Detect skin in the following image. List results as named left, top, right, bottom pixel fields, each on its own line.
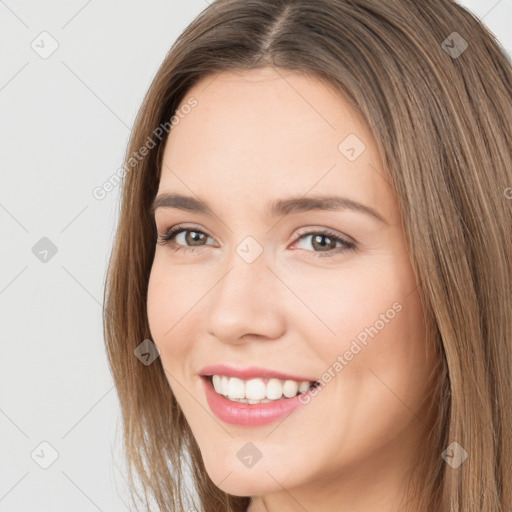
left=147, top=67, right=438, bottom=512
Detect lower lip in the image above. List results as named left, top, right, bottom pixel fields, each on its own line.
left=201, top=376, right=314, bottom=426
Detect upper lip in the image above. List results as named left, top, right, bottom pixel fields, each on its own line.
left=199, top=364, right=317, bottom=382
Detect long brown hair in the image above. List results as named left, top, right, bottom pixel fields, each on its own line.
left=103, top=1, right=512, bottom=510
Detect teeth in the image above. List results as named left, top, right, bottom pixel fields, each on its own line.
left=210, top=375, right=315, bottom=402
left=283, top=379, right=299, bottom=398
left=228, top=377, right=245, bottom=398
left=298, top=381, right=310, bottom=393
left=266, top=378, right=283, bottom=400
left=221, top=376, right=229, bottom=395
left=246, top=378, right=267, bottom=400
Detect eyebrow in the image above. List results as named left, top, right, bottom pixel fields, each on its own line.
left=150, top=193, right=388, bottom=224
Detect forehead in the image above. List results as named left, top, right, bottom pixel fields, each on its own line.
left=158, top=68, right=394, bottom=220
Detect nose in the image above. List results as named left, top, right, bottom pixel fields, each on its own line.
left=204, top=249, right=286, bottom=345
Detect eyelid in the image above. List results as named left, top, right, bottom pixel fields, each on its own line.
left=157, top=223, right=357, bottom=257
left=157, top=223, right=216, bottom=245
left=157, top=223, right=353, bottom=242
left=293, top=226, right=356, bottom=246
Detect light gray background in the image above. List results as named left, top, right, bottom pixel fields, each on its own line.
left=1, top=1, right=511, bottom=510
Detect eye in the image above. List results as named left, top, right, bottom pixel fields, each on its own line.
left=157, top=224, right=215, bottom=253
left=156, top=225, right=356, bottom=258
left=291, top=228, right=356, bottom=258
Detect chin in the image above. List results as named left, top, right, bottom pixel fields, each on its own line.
left=210, top=473, right=276, bottom=498
left=201, top=452, right=298, bottom=497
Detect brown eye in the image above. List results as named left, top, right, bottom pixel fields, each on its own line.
left=309, top=233, right=339, bottom=252
left=183, top=230, right=207, bottom=246
left=157, top=225, right=214, bottom=251
left=293, top=229, right=356, bottom=258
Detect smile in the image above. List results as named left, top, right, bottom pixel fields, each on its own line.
left=201, top=375, right=319, bottom=426
left=210, top=375, right=316, bottom=403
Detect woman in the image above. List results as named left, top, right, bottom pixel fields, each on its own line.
left=103, top=1, right=512, bottom=511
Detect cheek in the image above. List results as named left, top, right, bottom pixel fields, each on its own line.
left=146, top=259, right=169, bottom=343
left=291, top=257, right=429, bottom=401
left=287, top=261, right=408, bottom=352
left=146, top=256, right=197, bottom=362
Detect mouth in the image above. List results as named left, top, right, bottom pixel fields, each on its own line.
left=200, top=374, right=320, bottom=426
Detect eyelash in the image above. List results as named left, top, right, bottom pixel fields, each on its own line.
left=156, top=224, right=356, bottom=258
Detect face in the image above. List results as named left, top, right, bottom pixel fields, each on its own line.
left=147, top=67, right=436, bottom=509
